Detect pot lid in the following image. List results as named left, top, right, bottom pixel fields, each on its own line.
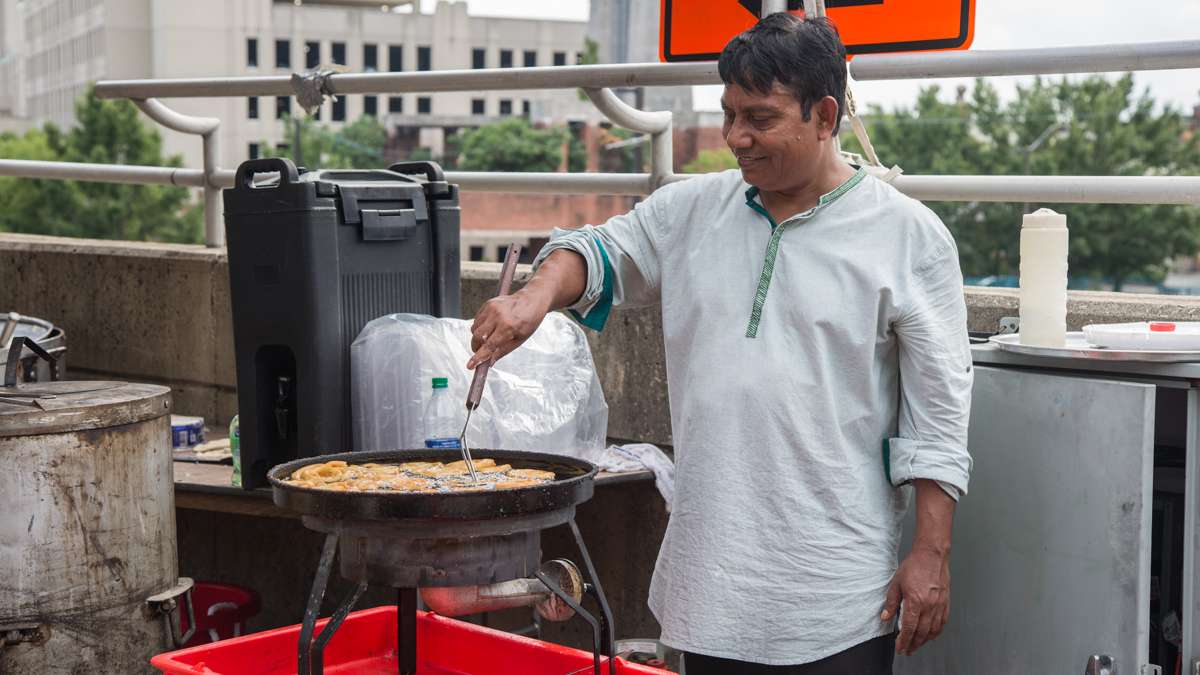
left=0, top=380, right=172, bottom=437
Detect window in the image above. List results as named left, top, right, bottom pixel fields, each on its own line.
left=248, top=142, right=260, bottom=160
left=470, top=98, right=485, bottom=115
left=417, top=97, right=431, bottom=114
left=313, top=106, right=321, bottom=121
left=388, top=96, right=403, bottom=113
left=364, top=95, right=378, bottom=116
left=499, top=99, right=512, bottom=115
left=521, top=99, right=530, bottom=117
left=305, top=40, right=319, bottom=69
left=248, top=96, right=259, bottom=119
left=364, top=43, right=378, bottom=71
left=499, top=49, right=513, bottom=68
left=471, top=48, right=485, bottom=69
left=576, top=52, right=584, bottom=64
left=276, top=142, right=290, bottom=154
left=523, top=50, right=536, bottom=67
left=417, top=46, right=431, bottom=71
left=553, top=51, right=566, bottom=66
left=469, top=246, right=485, bottom=262
left=496, top=246, right=509, bottom=261
left=276, top=96, right=291, bottom=118
left=331, top=41, right=346, bottom=66
left=275, top=39, right=290, bottom=69
left=388, top=45, right=403, bottom=72
left=247, top=38, right=258, bottom=67
left=332, top=96, right=345, bottom=121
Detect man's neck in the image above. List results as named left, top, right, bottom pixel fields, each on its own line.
left=758, top=159, right=857, bottom=224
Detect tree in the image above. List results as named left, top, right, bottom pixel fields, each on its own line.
left=263, top=114, right=387, bottom=169
left=682, top=148, right=738, bottom=174
left=0, top=87, right=201, bottom=243
left=453, top=118, right=567, bottom=173
left=842, top=75, right=1200, bottom=289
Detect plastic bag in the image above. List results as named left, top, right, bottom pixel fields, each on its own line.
left=351, top=313, right=608, bottom=455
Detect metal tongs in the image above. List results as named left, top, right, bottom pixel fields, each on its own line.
left=458, top=243, right=523, bottom=483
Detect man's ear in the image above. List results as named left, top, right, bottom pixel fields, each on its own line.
left=815, top=95, right=840, bottom=141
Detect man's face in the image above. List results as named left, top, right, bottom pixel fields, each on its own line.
left=721, top=82, right=830, bottom=193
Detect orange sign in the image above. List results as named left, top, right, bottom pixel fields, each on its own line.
left=660, top=0, right=975, bottom=62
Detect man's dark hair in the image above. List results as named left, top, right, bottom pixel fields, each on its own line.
left=718, top=14, right=847, bottom=135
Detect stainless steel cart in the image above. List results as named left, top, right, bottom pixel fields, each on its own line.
left=898, top=343, right=1200, bottom=675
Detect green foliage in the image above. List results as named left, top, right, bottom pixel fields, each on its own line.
left=453, top=118, right=566, bottom=173
left=841, top=75, right=1200, bottom=290
left=683, top=148, right=738, bottom=174
left=575, top=38, right=600, bottom=102
left=0, top=87, right=201, bottom=243
left=567, top=132, right=587, bottom=173
left=264, top=114, right=386, bottom=169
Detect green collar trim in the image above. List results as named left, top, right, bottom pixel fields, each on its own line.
left=743, top=168, right=867, bottom=338
left=743, top=167, right=867, bottom=226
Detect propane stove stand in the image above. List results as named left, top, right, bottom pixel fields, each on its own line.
left=296, top=517, right=615, bottom=675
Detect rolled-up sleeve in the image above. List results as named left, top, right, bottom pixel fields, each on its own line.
left=531, top=191, right=665, bottom=332
left=887, top=235, right=974, bottom=498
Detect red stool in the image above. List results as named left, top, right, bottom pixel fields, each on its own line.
left=180, top=582, right=262, bottom=647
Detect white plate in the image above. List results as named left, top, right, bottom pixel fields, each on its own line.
left=1082, top=321, right=1200, bottom=351
left=989, top=332, right=1200, bottom=362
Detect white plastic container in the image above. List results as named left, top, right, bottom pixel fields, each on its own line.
left=1083, top=322, right=1200, bottom=351
left=1019, top=209, right=1069, bottom=347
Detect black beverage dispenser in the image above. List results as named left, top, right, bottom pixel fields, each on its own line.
left=224, top=158, right=460, bottom=488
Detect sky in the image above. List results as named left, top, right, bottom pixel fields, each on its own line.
left=438, top=0, right=1200, bottom=114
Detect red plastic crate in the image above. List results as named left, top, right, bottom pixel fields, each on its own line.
left=151, top=606, right=670, bottom=675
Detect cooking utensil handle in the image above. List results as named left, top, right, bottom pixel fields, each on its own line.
left=466, top=243, right=523, bottom=409
left=4, top=337, right=57, bottom=387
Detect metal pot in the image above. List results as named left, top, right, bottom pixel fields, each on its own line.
left=0, top=339, right=188, bottom=674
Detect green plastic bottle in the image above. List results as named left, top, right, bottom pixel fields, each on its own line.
left=230, top=414, right=241, bottom=487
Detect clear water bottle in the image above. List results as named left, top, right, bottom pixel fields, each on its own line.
left=424, top=377, right=462, bottom=449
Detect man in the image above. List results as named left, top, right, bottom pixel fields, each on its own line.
left=467, top=14, right=972, bottom=674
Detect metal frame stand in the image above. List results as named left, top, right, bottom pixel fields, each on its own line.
left=296, top=518, right=616, bottom=675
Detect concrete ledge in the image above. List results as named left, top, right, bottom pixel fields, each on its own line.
left=0, top=234, right=237, bottom=425
left=6, top=233, right=1200, bottom=443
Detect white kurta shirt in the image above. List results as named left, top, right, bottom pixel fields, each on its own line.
left=533, top=167, right=973, bottom=665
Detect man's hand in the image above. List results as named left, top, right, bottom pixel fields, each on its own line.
left=466, top=249, right=588, bottom=370
left=467, top=290, right=553, bottom=369
left=882, top=478, right=956, bottom=656
left=881, top=544, right=950, bottom=656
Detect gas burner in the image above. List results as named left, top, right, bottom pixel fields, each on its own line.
left=269, top=449, right=616, bottom=675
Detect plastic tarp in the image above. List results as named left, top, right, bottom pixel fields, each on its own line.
left=352, top=313, right=608, bottom=456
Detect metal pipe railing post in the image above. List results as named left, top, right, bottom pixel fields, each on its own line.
left=201, top=128, right=222, bottom=248
left=133, top=99, right=224, bottom=247
left=582, top=88, right=675, bottom=191
left=649, top=127, right=674, bottom=191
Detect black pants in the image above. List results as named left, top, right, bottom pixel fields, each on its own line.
left=683, top=634, right=895, bottom=675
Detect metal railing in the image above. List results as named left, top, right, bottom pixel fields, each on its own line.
left=0, top=38, right=1197, bottom=247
